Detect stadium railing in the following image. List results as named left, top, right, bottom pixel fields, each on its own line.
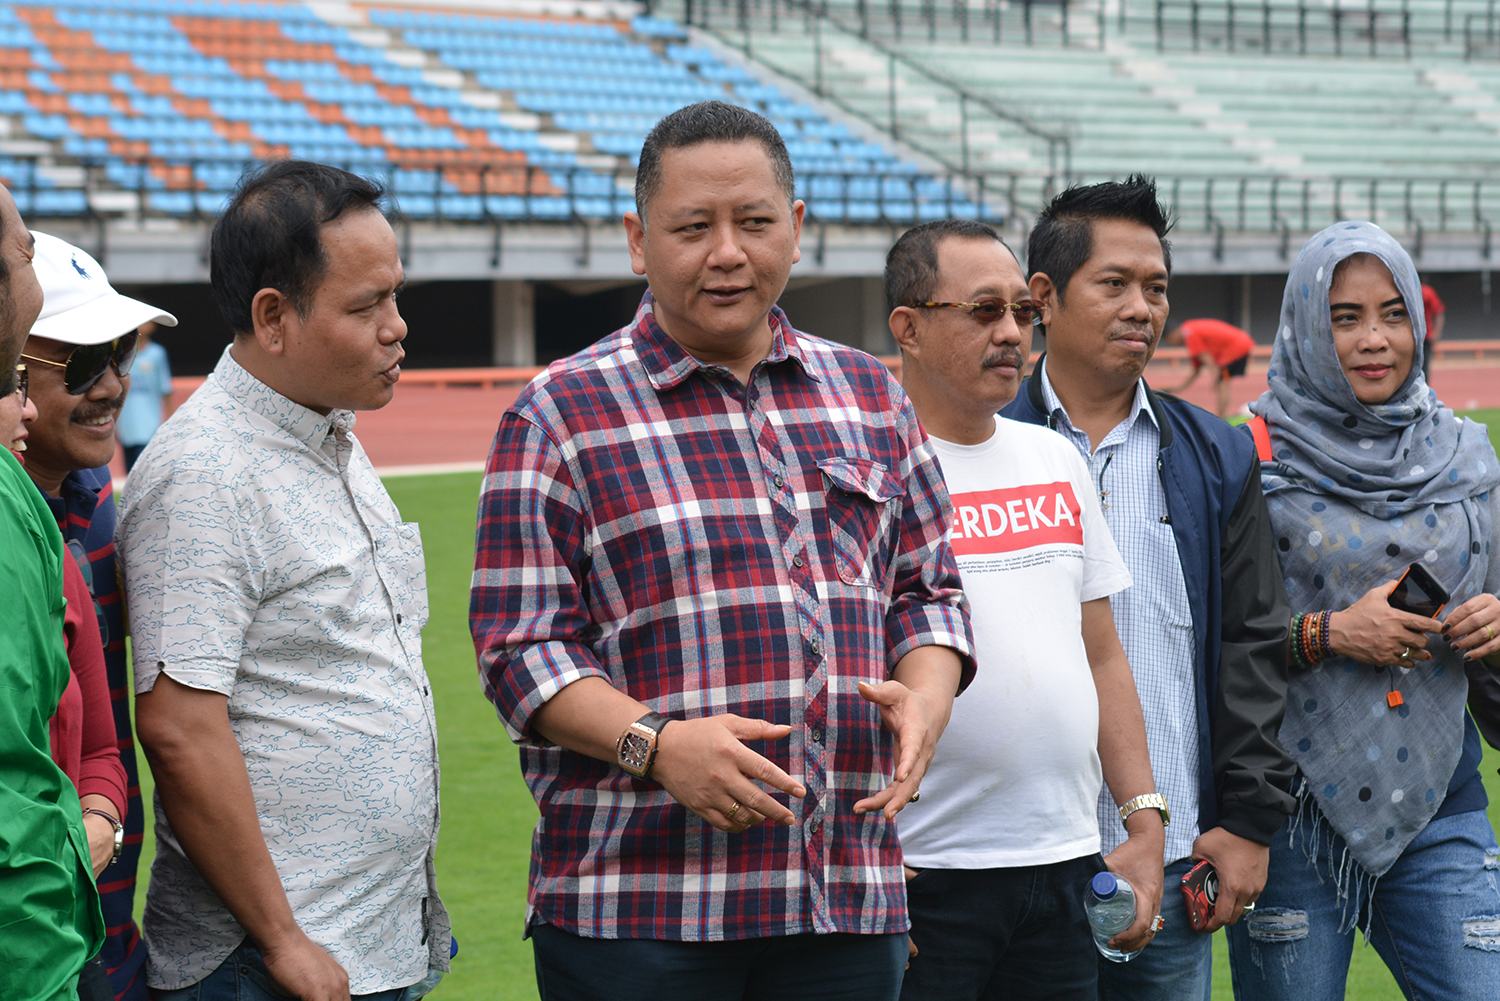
left=0, top=154, right=1002, bottom=227
left=658, top=0, right=1500, bottom=59
left=7, top=153, right=1500, bottom=243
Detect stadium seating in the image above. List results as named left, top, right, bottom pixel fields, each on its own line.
left=0, top=0, right=984, bottom=223
left=677, top=0, right=1500, bottom=232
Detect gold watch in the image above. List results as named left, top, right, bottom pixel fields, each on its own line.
left=1118, top=793, right=1170, bottom=829
left=616, top=711, right=671, bottom=779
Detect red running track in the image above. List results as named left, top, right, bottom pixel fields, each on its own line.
left=111, top=361, right=1500, bottom=477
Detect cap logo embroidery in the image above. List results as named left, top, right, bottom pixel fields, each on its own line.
left=70, top=255, right=90, bottom=279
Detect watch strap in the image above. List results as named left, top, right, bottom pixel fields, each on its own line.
left=633, top=711, right=671, bottom=737
left=1118, top=793, right=1170, bottom=829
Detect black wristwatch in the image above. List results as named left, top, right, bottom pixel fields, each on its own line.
left=616, top=711, right=672, bottom=779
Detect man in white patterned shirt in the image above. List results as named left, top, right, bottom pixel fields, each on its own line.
left=1002, top=176, right=1295, bottom=1000
left=117, top=161, right=446, bottom=1001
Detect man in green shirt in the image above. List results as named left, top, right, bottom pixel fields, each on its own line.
left=0, top=181, right=102, bottom=1000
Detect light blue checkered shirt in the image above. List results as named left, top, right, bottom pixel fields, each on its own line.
left=1039, top=361, right=1201, bottom=864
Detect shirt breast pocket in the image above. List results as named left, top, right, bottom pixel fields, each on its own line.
left=817, top=456, right=904, bottom=589
left=1134, top=519, right=1193, bottom=629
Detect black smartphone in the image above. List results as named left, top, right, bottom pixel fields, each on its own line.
left=1388, top=562, right=1451, bottom=619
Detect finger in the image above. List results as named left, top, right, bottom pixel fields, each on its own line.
left=725, top=782, right=788, bottom=827
left=722, top=717, right=795, bottom=743
left=1108, top=911, right=1157, bottom=952
left=892, top=724, right=922, bottom=784
left=733, top=744, right=807, bottom=803
left=855, top=774, right=919, bottom=818
left=856, top=679, right=904, bottom=706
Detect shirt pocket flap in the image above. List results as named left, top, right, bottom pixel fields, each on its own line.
left=817, top=456, right=904, bottom=504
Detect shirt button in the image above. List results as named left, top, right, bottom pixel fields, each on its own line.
left=812, top=820, right=822, bottom=834
left=793, top=555, right=804, bottom=568
left=396, top=613, right=403, bottom=624
left=809, top=639, right=821, bottom=657
left=774, top=474, right=784, bottom=488
left=810, top=727, right=824, bottom=743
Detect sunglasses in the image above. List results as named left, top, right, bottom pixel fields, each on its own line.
left=919, top=297, right=1043, bottom=327
left=20, top=330, right=139, bottom=395
left=6, top=364, right=26, bottom=405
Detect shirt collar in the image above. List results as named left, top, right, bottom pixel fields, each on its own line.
left=629, top=290, right=817, bottom=392
left=212, top=346, right=356, bottom=448
left=1038, top=355, right=1159, bottom=439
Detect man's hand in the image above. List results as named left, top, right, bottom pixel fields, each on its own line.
left=1190, top=826, right=1268, bottom=931
left=1328, top=579, right=1442, bottom=666
left=651, top=715, right=805, bottom=832
left=1101, top=814, right=1165, bottom=953
left=259, top=929, right=350, bottom=1001
left=854, top=647, right=962, bottom=819
left=853, top=679, right=942, bottom=819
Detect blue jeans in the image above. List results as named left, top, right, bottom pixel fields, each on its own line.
left=1096, top=858, right=1213, bottom=1001
left=1226, top=807, right=1500, bottom=1001
left=150, top=942, right=413, bottom=1001
left=900, top=853, right=1106, bottom=1001
left=531, top=922, right=907, bottom=1001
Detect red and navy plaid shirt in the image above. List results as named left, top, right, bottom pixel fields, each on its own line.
left=471, top=293, right=974, bottom=942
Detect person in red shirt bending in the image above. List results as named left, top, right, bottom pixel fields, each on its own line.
left=1164, top=318, right=1257, bottom=417
left=1421, top=283, right=1445, bottom=385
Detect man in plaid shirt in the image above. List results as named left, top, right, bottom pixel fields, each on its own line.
left=470, top=101, right=974, bottom=1001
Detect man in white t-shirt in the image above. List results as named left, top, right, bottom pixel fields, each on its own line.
left=885, top=220, right=1166, bottom=1000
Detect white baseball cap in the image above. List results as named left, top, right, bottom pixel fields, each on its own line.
left=28, top=230, right=177, bottom=345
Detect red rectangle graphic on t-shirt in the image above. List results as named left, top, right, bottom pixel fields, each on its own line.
left=947, top=481, right=1083, bottom=555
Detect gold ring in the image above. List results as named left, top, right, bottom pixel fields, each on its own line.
left=909, top=790, right=921, bottom=803
left=1151, top=915, right=1166, bottom=932
left=1487, top=624, right=1496, bottom=641
left=726, top=801, right=742, bottom=821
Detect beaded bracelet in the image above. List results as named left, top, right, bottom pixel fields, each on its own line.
left=1291, top=613, right=1311, bottom=669
left=1317, top=609, right=1334, bottom=661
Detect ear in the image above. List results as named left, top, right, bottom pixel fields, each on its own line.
left=789, top=199, right=806, bottom=266
left=888, top=306, right=921, bottom=356
left=623, top=212, right=648, bottom=277
left=1028, top=273, right=1058, bottom=326
left=250, top=287, right=293, bottom=356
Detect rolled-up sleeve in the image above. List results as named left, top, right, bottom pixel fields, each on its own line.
left=882, top=401, right=976, bottom=690
left=116, top=470, right=259, bottom=697
left=470, top=412, right=612, bottom=743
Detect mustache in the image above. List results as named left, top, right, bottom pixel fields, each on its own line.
left=72, top=399, right=122, bottom=422
left=984, top=348, right=1026, bottom=369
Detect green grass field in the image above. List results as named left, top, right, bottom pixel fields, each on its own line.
left=132, top=408, right=1500, bottom=1000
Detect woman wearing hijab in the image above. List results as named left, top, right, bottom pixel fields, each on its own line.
left=1226, top=221, right=1500, bottom=998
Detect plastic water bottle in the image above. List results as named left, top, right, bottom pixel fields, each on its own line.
left=409, top=935, right=459, bottom=998
left=1085, top=871, right=1142, bottom=963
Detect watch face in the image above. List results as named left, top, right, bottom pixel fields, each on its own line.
left=620, top=732, right=652, bottom=772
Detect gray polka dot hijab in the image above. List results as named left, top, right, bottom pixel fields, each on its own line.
left=1252, top=220, right=1500, bottom=878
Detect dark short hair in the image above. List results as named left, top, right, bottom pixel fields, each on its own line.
left=1027, top=175, right=1172, bottom=304
left=635, top=101, right=795, bottom=223
left=210, top=159, right=384, bottom=336
left=0, top=189, right=16, bottom=382
left=884, top=219, right=1006, bottom=312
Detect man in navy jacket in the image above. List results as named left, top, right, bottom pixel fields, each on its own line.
left=1001, top=176, right=1295, bottom=1000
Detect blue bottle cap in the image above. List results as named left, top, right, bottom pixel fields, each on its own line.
left=1091, top=871, right=1119, bottom=899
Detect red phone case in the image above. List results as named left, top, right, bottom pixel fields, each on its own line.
left=1181, top=860, right=1219, bottom=932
